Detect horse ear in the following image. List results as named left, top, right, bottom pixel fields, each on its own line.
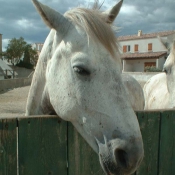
left=103, top=0, right=123, bottom=24
left=32, top=0, right=69, bottom=30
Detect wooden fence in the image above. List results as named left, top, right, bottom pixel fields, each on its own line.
left=0, top=111, right=175, bottom=175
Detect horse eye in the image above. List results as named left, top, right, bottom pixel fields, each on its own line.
left=73, top=66, right=90, bottom=76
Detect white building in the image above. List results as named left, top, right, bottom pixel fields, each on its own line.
left=118, top=30, right=175, bottom=72
left=32, top=43, right=43, bottom=56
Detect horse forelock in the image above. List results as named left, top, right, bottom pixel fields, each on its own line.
left=64, top=7, right=120, bottom=59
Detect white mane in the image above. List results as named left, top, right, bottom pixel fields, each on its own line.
left=65, top=7, right=119, bottom=58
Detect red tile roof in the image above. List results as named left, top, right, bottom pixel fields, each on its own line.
left=122, top=51, right=167, bottom=60
left=118, top=30, right=175, bottom=41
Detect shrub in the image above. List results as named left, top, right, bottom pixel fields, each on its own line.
left=16, top=60, right=34, bottom=69
left=145, top=66, right=161, bottom=72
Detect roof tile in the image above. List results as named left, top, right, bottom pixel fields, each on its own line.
left=118, top=30, right=175, bottom=41
left=122, top=51, right=167, bottom=60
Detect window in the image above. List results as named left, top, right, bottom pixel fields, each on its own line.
left=128, top=45, right=131, bottom=52
left=123, top=45, right=127, bottom=53
left=148, top=43, right=152, bottom=51
left=134, top=44, right=139, bottom=52
left=123, top=45, right=130, bottom=53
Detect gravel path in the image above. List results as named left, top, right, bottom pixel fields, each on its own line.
left=0, top=86, right=30, bottom=118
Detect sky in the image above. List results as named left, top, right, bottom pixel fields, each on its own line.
left=0, top=0, right=175, bottom=51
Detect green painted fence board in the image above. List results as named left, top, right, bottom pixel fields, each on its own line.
left=0, top=111, right=175, bottom=175
left=68, top=123, right=105, bottom=175
left=0, top=119, right=17, bottom=175
left=18, top=117, right=67, bottom=175
left=136, top=112, right=160, bottom=175
left=159, top=111, right=175, bottom=175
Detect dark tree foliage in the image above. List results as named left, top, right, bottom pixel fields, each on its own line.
left=17, top=44, right=38, bottom=69
left=3, top=37, right=38, bottom=69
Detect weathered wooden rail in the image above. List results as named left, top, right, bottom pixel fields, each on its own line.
left=0, top=111, right=175, bottom=175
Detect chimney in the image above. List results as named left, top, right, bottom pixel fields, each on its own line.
left=138, top=30, right=142, bottom=37
left=0, top=34, right=2, bottom=59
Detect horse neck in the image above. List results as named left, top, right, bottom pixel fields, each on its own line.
left=166, top=66, right=175, bottom=108
left=26, top=30, right=55, bottom=115
left=167, top=49, right=175, bottom=107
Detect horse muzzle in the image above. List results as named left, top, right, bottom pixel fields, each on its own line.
left=96, top=135, right=144, bottom=175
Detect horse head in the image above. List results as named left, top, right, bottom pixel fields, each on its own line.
left=163, top=40, right=175, bottom=106
left=163, top=40, right=175, bottom=75
left=27, top=0, right=144, bottom=174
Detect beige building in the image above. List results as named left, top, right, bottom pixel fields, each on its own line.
left=118, top=30, right=175, bottom=72
left=32, top=43, right=43, bottom=56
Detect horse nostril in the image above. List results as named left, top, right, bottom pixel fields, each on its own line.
left=115, top=149, right=128, bottom=169
left=163, top=68, right=167, bottom=73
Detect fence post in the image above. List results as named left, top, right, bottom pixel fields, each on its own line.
left=0, top=119, right=17, bottom=175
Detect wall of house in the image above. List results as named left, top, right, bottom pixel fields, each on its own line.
left=119, top=38, right=167, bottom=53
left=32, top=43, right=43, bottom=52
left=123, top=72, right=161, bottom=88
left=157, top=56, right=166, bottom=70
left=123, top=59, right=157, bottom=72
left=123, top=60, right=133, bottom=71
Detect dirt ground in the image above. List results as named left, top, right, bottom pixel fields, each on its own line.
left=0, top=86, right=30, bottom=118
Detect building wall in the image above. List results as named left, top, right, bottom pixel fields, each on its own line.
left=123, top=60, right=133, bottom=71
left=32, top=43, right=43, bottom=55
left=123, top=59, right=158, bottom=72
left=119, top=37, right=167, bottom=53
left=123, top=72, right=160, bottom=88
left=119, top=34, right=173, bottom=72
left=157, top=56, right=166, bottom=70
left=124, top=57, right=166, bottom=72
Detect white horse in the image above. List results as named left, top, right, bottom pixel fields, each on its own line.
left=26, top=0, right=144, bottom=174
left=144, top=41, right=175, bottom=109
left=122, top=74, right=145, bottom=111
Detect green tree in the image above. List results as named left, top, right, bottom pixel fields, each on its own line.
left=3, top=37, right=38, bottom=68
left=23, top=44, right=31, bottom=64
left=4, top=37, right=27, bottom=65
left=27, top=45, right=38, bottom=67
left=16, top=44, right=38, bottom=69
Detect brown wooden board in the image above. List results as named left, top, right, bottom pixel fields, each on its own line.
left=18, top=117, right=67, bottom=175
left=158, top=111, right=175, bottom=175
left=136, top=111, right=160, bottom=175
left=0, top=119, right=17, bottom=175
left=67, top=123, right=105, bottom=175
